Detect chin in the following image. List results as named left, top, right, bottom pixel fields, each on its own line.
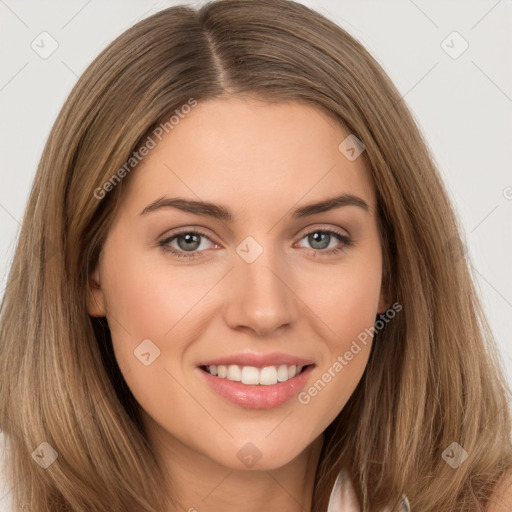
left=209, top=439, right=311, bottom=472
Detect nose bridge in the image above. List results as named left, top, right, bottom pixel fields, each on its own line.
left=224, top=235, right=297, bottom=335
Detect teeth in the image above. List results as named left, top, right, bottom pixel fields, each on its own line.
left=205, top=364, right=304, bottom=385
left=241, top=366, right=259, bottom=385
left=277, top=364, right=289, bottom=382
left=227, top=364, right=241, bottom=381
left=259, top=366, right=277, bottom=385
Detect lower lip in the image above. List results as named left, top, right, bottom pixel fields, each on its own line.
left=197, top=365, right=315, bottom=409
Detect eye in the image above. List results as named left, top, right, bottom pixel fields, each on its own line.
left=158, top=227, right=353, bottom=261
left=159, top=229, right=218, bottom=260
left=295, top=228, right=352, bottom=256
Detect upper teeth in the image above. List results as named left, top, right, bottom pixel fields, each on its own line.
left=206, top=364, right=303, bottom=385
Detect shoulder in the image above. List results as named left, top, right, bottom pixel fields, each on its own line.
left=487, top=470, right=512, bottom=512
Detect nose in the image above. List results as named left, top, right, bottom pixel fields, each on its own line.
left=223, top=248, right=299, bottom=337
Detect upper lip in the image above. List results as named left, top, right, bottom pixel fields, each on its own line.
left=198, top=352, right=314, bottom=368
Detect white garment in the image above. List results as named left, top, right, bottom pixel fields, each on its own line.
left=0, top=433, right=13, bottom=512
left=327, top=469, right=411, bottom=512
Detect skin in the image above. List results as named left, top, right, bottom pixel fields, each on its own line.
left=87, top=95, right=390, bottom=512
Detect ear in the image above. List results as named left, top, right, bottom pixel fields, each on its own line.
left=87, top=264, right=106, bottom=317
left=377, top=255, right=393, bottom=314
left=377, top=280, right=392, bottom=314
left=377, top=293, right=392, bottom=315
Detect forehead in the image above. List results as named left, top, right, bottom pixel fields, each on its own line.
left=121, top=96, right=376, bottom=218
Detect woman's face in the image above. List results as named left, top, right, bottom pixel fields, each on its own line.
left=88, top=96, right=389, bottom=471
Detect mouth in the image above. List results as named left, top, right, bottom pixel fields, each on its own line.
left=199, top=363, right=312, bottom=386
left=197, top=362, right=315, bottom=409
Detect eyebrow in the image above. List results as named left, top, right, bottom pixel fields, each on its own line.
left=139, top=193, right=369, bottom=221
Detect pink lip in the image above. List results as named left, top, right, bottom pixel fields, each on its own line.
left=197, top=351, right=314, bottom=368
left=196, top=364, right=315, bottom=409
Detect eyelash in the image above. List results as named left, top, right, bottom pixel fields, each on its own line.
left=158, top=227, right=353, bottom=261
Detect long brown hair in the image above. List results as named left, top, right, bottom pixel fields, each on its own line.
left=1, top=1, right=511, bottom=510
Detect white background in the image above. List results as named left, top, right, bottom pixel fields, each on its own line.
left=1, top=1, right=511, bottom=510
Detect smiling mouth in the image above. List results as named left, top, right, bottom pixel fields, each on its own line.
left=200, top=364, right=312, bottom=386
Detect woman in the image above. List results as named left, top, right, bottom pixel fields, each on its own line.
left=1, top=1, right=511, bottom=511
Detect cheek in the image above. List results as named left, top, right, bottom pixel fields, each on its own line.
left=100, top=247, right=212, bottom=369
left=100, top=252, right=207, bottom=437
left=301, top=248, right=383, bottom=347
left=295, top=251, right=382, bottom=419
